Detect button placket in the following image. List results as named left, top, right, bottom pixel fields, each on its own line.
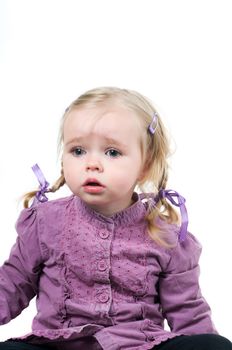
left=98, top=292, right=110, bottom=303
left=99, top=230, right=110, bottom=239
left=96, top=228, right=110, bottom=276
left=98, top=260, right=107, bottom=271
left=94, top=225, right=113, bottom=313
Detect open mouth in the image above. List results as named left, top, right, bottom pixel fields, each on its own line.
left=83, top=179, right=105, bottom=193
left=83, top=179, right=104, bottom=187
left=86, top=182, right=101, bottom=186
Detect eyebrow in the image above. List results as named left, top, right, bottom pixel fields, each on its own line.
left=65, top=136, right=127, bottom=148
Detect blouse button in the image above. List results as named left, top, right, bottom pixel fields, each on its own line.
left=98, top=292, right=109, bottom=303
left=99, top=230, right=109, bottom=239
left=98, top=260, right=107, bottom=271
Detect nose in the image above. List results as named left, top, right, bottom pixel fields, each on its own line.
left=86, top=155, right=103, bottom=172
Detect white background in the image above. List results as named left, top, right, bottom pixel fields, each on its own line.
left=0, top=0, right=231, bottom=342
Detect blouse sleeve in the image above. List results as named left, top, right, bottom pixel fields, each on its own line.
left=159, top=232, right=218, bottom=335
left=0, top=206, right=43, bottom=325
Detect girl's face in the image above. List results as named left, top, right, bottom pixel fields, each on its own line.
left=62, top=104, right=145, bottom=216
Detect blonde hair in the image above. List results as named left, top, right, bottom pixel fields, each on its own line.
left=23, top=87, right=179, bottom=246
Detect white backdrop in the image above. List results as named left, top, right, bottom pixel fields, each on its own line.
left=0, top=0, right=231, bottom=342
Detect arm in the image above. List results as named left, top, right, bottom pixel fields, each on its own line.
left=0, top=207, right=43, bottom=325
left=159, top=233, right=218, bottom=335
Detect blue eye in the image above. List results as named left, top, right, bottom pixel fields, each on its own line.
left=71, top=147, right=86, bottom=156
left=106, top=149, right=121, bottom=158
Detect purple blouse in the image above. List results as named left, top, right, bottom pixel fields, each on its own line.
left=0, top=193, right=217, bottom=349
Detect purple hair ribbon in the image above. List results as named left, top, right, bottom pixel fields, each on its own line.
left=156, top=189, right=188, bottom=242
left=31, top=164, right=50, bottom=203
left=148, top=112, right=158, bottom=135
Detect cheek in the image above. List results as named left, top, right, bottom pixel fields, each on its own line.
left=112, top=167, right=139, bottom=188
left=63, top=171, right=81, bottom=194
left=62, top=168, right=72, bottom=187
left=63, top=155, right=80, bottom=173
left=62, top=161, right=76, bottom=186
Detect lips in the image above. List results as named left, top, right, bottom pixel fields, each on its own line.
left=82, top=179, right=105, bottom=194
left=83, top=178, right=105, bottom=187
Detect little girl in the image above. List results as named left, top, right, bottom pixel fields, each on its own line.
left=0, top=87, right=231, bottom=350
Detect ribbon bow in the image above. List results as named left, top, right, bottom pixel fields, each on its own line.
left=31, top=164, right=50, bottom=203
left=156, top=189, right=188, bottom=242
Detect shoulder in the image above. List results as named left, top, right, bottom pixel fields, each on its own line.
left=35, top=194, right=75, bottom=211
left=16, top=195, right=75, bottom=231
left=163, top=231, right=202, bottom=273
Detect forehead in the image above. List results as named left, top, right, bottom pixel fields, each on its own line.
left=63, top=104, right=142, bottom=143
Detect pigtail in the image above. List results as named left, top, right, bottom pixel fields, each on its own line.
left=49, top=170, right=66, bottom=194
left=23, top=170, right=66, bottom=208
left=145, top=166, right=179, bottom=247
left=156, top=165, right=178, bottom=225
left=139, top=114, right=180, bottom=247
left=23, top=190, right=40, bottom=209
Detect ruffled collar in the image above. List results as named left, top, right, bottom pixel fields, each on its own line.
left=74, top=192, right=148, bottom=228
